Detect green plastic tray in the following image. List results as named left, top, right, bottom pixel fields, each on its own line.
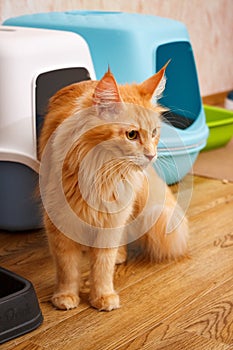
left=203, top=104, right=233, bottom=151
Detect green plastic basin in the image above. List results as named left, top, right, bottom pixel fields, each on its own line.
left=203, top=104, right=233, bottom=151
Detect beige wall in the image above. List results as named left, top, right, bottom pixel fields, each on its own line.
left=0, top=0, right=232, bottom=96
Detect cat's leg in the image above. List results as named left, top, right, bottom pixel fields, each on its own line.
left=141, top=205, right=189, bottom=262
left=45, top=216, right=81, bottom=310
left=89, top=247, right=120, bottom=311
left=115, top=245, right=127, bottom=264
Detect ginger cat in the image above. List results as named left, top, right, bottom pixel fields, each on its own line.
left=39, top=63, right=188, bottom=311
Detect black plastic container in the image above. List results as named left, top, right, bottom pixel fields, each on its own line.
left=0, top=267, right=43, bottom=344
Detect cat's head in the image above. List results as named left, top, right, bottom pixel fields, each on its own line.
left=88, top=62, right=169, bottom=170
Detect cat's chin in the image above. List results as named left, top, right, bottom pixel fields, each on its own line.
left=133, top=155, right=157, bottom=170
left=136, top=160, right=154, bottom=170
left=127, top=158, right=150, bottom=170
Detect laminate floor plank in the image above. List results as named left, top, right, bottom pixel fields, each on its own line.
left=0, top=175, right=233, bottom=350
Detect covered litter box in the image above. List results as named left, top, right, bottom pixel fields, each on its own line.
left=4, top=11, right=209, bottom=185
left=0, top=26, right=95, bottom=231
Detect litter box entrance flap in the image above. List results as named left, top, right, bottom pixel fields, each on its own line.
left=35, top=67, right=91, bottom=149
left=156, top=41, right=201, bottom=128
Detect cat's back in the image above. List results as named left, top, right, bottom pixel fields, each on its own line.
left=49, top=80, right=96, bottom=110
left=39, top=79, right=97, bottom=158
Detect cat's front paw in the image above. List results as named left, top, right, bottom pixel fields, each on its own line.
left=90, top=293, right=120, bottom=311
left=52, top=292, right=80, bottom=310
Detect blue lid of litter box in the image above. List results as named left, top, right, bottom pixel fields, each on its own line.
left=3, top=11, right=202, bottom=124
left=3, top=11, right=188, bottom=84
left=3, top=11, right=202, bottom=122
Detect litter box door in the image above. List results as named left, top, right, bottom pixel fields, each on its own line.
left=35, top=67, right=91, bottom=149
left=156, top=41, right=201, bottom=128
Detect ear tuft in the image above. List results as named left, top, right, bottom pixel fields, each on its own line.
left=139, top=60, right=170, bottom=101
left=93, top=68, right=122, bottom=107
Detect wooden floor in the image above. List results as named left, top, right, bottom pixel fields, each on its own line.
left=1, top=93, right=233, bottom=350
left=1, top=176, right=233, bottom=350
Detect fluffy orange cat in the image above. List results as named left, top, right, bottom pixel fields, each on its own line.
left=38, top=63, right=188, bottom=311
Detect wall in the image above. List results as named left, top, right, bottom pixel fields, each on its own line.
left=0, top=0, right=232, bottom=96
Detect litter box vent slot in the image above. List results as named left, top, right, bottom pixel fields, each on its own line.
left=35, top=67, right=91, bottom=150
left=156, top=41, right=201, bottom=128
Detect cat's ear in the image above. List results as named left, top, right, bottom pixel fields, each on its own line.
left=93, top=67, right=122, bottom=119
left=139, top=60, right=170, bottom=101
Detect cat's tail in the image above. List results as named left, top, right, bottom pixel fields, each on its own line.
left=139, top=204, right=189, bottom=262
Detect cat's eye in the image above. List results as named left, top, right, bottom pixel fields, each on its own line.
left=126, top=130, right=138, bottom=140
left=152, top=128, right=157, bottom=138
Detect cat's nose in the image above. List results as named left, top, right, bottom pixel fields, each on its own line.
left=144, top=154, right=156, bottom=162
